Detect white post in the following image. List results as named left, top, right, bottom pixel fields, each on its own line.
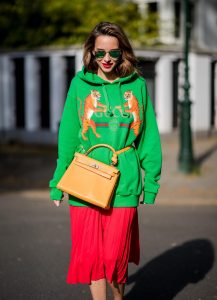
left=24, top=56, right=40, bottom=131
left=0, top=56, right=16, bottom=130
left=75, top=49, right=83, bottom=72
left=0, top=58, right=4, bottom=130
left=155, top=55, right=176, bottom=133
left=158, top=0, right=175, bottom=44
left=189, top=53, right=211, bottom=132
left=50, top=55, right=66, bottom=132
left=214, top=62, right=217, bottom=130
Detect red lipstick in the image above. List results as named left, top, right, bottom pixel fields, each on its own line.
left=102, top=63, right=112, bottom=69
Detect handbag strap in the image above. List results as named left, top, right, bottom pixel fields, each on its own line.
left=85, top=144, right=132, bottom=166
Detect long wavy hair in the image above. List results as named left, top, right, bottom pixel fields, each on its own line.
left=83, top=22, right=138, bottom=77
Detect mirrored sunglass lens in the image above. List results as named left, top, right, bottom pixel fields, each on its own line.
left=95, top=51, right=106, bottom=58
left=109, top=50, right=121, bottom=58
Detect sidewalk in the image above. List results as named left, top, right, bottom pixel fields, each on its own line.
left=0, top=132, right=217, bottom=205
left=158, top=132, right=217, bottom=205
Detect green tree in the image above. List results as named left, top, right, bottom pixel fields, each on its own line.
left=0, top=0, right=160, bottom=49
left=0, top=0, right=45, bottom=48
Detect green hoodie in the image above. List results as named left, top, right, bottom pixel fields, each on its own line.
left=49, top=67, right=162, bottom=207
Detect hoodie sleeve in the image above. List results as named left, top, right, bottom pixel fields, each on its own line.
left=49, top=77, right=80, bottom=200
left=135, top=80, right=162, bottom=204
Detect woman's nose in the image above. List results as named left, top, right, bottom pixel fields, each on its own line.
left=104, top=53, right=111, bottom=61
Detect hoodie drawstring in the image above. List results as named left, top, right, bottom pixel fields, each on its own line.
left=102, top=84, right=113, bottom=117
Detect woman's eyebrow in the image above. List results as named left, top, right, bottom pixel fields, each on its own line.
left=96, top=48, right=120, bottom=50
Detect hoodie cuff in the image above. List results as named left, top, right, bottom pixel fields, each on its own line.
left=50, top=187, right=63, bottom=201
left=142, top=192, right=156, bottom=204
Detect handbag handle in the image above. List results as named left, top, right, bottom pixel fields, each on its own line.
left=85, top=144, right=118, bottom=165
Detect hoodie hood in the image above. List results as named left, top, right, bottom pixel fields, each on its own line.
left=77, top=66, right=139, bottom=85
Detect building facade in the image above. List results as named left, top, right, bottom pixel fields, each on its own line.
left=0, top=0, right=216, bottom=144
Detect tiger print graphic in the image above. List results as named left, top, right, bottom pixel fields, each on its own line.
left=123, top=90, right=141, bottom=136
left=80, top=90, right=106, bottom=140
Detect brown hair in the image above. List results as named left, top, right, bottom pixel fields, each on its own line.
left=83, top=22, right=138, bottom=77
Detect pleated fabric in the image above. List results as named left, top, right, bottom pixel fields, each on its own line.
left=66, top=206, right=140, bottom=285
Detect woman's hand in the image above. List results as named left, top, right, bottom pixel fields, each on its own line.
left=53, top=200, right=62, bottom=207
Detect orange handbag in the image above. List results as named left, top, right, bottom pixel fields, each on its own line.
left=57, top=144, right=131, bottom=209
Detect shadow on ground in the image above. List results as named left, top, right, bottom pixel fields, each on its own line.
left=0, top=143, right=56, bottom=192
left=194, top=143, right=217, bottom=167
left=124, top=239, right=214, bottom=300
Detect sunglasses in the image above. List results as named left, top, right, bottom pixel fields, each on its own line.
left=94, top=49, right=121, bottom=59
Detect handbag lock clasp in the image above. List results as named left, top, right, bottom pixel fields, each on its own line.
left=90, top=163, right=99, bottom=169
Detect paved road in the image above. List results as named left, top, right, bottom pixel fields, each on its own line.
left=0, top=133, right=217, bottom=299
left=0, top=191, right=216, bottom=300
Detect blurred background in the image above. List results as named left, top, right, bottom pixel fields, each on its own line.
left=0, top=0, right=217, bottom=299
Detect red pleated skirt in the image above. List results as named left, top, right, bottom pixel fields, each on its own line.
left=66, top=206, right=140, bottom=285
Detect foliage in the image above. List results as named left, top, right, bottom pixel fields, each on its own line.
left=0, top=0, right=160, bottom=49
left=139, top=12, right=160, bottom=46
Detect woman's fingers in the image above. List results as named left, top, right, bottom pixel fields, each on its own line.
left=53, top=200, right=61, bottom=207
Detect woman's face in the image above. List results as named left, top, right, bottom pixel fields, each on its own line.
left=93, top=35, right=121, bottom=79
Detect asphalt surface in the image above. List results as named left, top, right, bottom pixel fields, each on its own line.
left=0, top=133, right=217, bottom=300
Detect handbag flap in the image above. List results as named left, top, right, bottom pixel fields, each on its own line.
left=74, top=153, right=120, bottom=176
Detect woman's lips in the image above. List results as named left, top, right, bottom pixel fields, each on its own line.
left=102, top=63, right=113, bottom=69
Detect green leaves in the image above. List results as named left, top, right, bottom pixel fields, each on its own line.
left=0, top=0, right=160, bottom=49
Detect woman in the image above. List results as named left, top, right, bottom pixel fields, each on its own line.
left=49, top=21, right=162, bottom=300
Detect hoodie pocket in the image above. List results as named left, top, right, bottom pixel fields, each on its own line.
left=116, top=148, right=142, bottom=196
